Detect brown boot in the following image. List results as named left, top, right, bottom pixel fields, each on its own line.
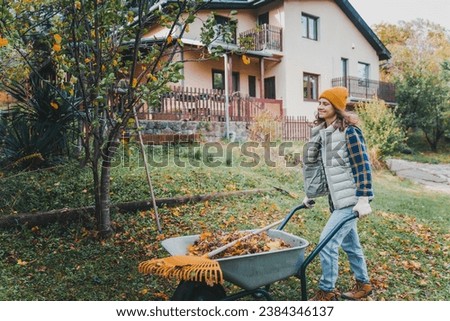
left=341, top=281, right=373, bottom=300
left=309, top=289, right=339, bottom=301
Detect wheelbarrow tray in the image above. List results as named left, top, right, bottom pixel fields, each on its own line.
left=161, top=229, right=309, bottom=291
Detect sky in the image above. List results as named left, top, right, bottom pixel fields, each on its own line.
left=348, top=0, right=450, bottom=31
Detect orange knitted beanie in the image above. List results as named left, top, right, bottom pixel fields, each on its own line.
left=319, top=86, right=348, bottom=110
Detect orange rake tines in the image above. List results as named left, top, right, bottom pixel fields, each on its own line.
left=138, top=255, right=223, bottom=286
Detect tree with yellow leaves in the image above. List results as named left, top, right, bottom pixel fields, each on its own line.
left=0, top=0, right=237, bottom=237
left=374, top=19, right=450, bottom=152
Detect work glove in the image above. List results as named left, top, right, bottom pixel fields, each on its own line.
left=353, top=196, right=372, bottom=218
left=302, top=196, right=315, bottom=208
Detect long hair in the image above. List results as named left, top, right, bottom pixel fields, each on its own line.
left=314, top=108, right=359, bottom=131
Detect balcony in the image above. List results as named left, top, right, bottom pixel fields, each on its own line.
left=239, top=24, right=283, bottom=52
left=137, top=86, right=283, bottom=122
left=331, top=76, right=396, bottom=104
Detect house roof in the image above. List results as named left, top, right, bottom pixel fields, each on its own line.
left=191, top=0, right=391, bottom=60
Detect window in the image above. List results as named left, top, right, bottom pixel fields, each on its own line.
left=303, top=73, right=319, bottom=101
left=264, top=77, right=276, bottom=99
left=248, top=76, right=256, bottom=97
left=214, top=15, right=237, bottom=44
left=301, top=13, right=318, bottom=40
left=212, top=69, right=240, bottom=92
left=341, top=58, right=348, bottom=79
left=213, top=70, right=225, bottom=90
left=341, top=58, right=349, bottom=87
left=232, top=72, right=240, bottom=93
left=358, top=62, right=370, bottom=87
left=258, top=12, right=269, bottom=26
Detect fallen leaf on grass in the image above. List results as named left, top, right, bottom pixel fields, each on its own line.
left=139, top=288, right=149, bottom=295
left=153, top=292, right=169, bottom=300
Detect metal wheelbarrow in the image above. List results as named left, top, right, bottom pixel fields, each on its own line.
left=161, top=203, right=358, bottom=301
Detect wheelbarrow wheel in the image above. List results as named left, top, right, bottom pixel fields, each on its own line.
left=171, top=281, right=226, bottom=301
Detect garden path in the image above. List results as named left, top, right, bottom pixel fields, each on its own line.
left=386, top=159, right=450, bottom=194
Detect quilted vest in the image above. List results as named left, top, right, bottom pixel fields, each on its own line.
left=303, top=124, right=358, bottom=210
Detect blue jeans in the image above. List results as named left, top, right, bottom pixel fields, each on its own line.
left=318, top=206, right=370, bottom=291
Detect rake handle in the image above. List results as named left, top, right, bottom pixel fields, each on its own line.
left=205, top=219, right=284, bottom=258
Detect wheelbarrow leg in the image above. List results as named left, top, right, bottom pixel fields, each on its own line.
left=298, top=213, right=358, bottom=301
left=223, top=288, right=274, bottom=301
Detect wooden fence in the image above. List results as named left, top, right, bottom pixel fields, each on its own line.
left=279, top=115, right=311, bottom=141
left=136, top=86, right=312, bottom=141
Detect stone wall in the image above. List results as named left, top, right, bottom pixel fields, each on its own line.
left=140, top=120, right=249, bottom=142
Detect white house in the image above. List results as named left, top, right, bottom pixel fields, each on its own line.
left=141, top=0, right=393, bottom=120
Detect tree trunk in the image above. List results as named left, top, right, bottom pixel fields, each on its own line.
left=424, top=129, right=438, bottom=152
left=97, top=137, right=121, bottom=238
left=98, top=163, right=113, bottom=237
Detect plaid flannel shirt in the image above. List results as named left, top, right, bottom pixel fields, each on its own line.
left=345, top=126, right=374, bottom=197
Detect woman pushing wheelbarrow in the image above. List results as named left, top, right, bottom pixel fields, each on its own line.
left=302, top=86, right=374, bottom=301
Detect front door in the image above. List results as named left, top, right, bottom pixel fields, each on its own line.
left=264, top=76, right=276, bottom=99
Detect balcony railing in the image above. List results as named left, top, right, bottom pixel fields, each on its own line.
left=239, top=24, right=282, bottom=52
left=137, top=86, right=283, bottom=122
left=332, top=76, right=396, bottom=103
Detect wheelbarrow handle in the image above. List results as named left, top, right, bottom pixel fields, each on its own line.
left=277, top=203, right=311, bottom=231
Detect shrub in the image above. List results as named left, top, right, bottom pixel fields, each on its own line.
left=356, top=99, right=406, bottom=163
left=248, top=110, right=281, bottom=142
left=0, top=77, right=81, bottom=169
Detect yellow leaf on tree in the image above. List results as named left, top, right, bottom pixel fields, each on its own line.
left=53, top=44, right=61, bottom=52
left=167, top=35, right=173, bottom=44
left=0, top=37, right=8, bottom=47
left=241, top=54, right=251, bottom=65
left=50, top=101, right=59, bottom=110
left=54, top=34, right=62, bottom=44
left=132, top=78, right=138, bottom=88
left=147, top=73, right=157, bottom=82
left=17, top=259, right=28, bottom=266
left=74, top=1, right=81, bottom=10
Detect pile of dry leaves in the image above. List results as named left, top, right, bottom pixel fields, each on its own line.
left=188, top=230, right=291, bottom=258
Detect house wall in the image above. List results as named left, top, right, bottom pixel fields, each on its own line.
left=282, top=0, right=380, bottom=119
left=143, top=10, right=264, bottom=96
left=142, top=0, right=383, bottom=120
left=181, top=51, right=262, bottom=97
left=176, top=4, right=286, bottom=98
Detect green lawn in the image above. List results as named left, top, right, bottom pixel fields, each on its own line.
left=0, top=142, right=448, bottom=300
